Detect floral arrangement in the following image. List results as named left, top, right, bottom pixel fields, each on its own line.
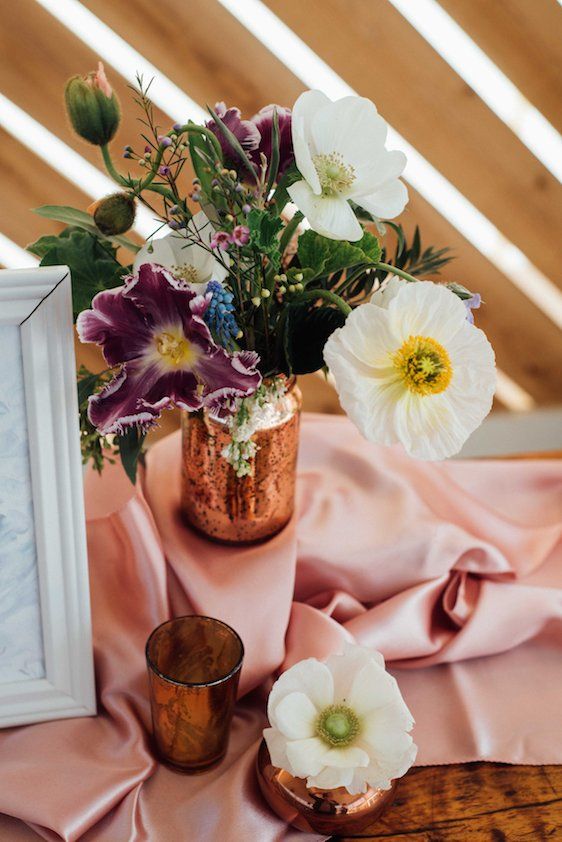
left=27, top=63, right=495, bottom=481
left=264, top=644, right=417, bottom=793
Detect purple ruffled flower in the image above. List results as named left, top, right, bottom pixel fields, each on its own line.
left=76, top=264, right=261, bottom=435
left=207, top=102, right=293, bottom=179
left=249, top=104, right=294, bottom=176
left=206, top=102, right=260, bottom=166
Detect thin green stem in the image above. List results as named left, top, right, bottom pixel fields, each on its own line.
left=295, top=288, right=352, bottom=316
left=101, top=145, right=130, bottom=188
left=279, top=211, right=303, bottom=257
left=375, top=262, right=418, bottom=284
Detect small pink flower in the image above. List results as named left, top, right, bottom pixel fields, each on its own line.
left=210, top=231, right=231, bottom=251
left=88, top=61, right=112, bottom=98
left=231, top=225, right=250, bottom=246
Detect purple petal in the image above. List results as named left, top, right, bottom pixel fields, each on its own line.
left=88, top=362, right=163, bottom=435
left=250, top=104, right=294, bottom=176
left=76, top=287, right=150, bottom=366
left=207, top=102, right=261, bottom=166
left=197, top=347, right=262, bottom=413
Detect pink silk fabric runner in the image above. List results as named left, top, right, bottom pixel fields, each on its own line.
left=1, top=413, right=561, bottom=841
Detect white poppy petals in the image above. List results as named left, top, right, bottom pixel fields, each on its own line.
left=290, top=89, right=408, bottom=240
left=264, top=643, right=416, bottom=795
left=324, top=280, right=496, bottom=460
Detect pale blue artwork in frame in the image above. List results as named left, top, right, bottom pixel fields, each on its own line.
left=0, top=266, right=95, bottom=727
left=0, top=325, right=45, bottom=683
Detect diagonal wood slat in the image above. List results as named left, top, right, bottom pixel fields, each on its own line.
left=438, top=0, right=562, bottom=136
left=261, top=0, right=562, bottom=293
left=74, top=0, right=562, bottom=403
left=0, top=0, right=178, bottom=195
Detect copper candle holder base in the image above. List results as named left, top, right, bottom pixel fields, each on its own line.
left=256, top=740, right=398, bottom=835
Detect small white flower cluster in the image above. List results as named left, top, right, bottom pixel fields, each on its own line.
left=222, top=378, right=288, bottom=477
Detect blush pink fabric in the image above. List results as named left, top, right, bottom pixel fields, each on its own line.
left=1, top=413, right=561, bottom=842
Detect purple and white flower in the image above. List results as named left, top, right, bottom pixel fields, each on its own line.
left=77, top=264, right=261, bottom=435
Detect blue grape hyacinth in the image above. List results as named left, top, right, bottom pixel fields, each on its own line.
left=204, top=280, right=241, bottom=346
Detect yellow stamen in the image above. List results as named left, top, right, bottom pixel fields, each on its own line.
left=155, top=330, right=198, bottom=367
left=316, top=704, right=360, bottom=747
left=313, top=152, right=356, bottom=196
left=392, top=335, right=452, bottom=396
left=172, top=263, right=200, bottom=285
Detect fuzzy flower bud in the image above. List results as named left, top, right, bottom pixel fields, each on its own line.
left=91, top=192, right=136, bottom=236
left=64, top=62, right=120, bottom=146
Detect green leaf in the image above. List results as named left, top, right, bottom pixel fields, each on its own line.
left=283, top=304, right=347, bottom=375
left=206, top=105, right=257, bottom=181
left=37, top=228, right=127, bottom=318
left=269, top=163, right=301, bottom=213
left=34, top=205, right=140, bottom=253
left=297, top=229, right=381, bottom=278
left=188, top=127, right=217, bottom=204
left=248, top=208, right=284, bottom=268
left=265, top=107, right=280, bottom=196
left=117, top=427, right=146, bottom=485
left=77, top=369, right=105, bottom=406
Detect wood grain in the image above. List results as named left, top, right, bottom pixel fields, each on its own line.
left=338, top=762, right=562, bottom=841
left=263, top=0, right=562, bottom=292
left=439, top=0, right=562, bottom=135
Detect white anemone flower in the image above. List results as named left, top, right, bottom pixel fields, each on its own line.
left=264, top=644, right=416, bottom=794
left=288, top=91, right=408, bottom=242
left=133, top=210, right=228, bottom=294
left=324, top=278, right=496, bottom=460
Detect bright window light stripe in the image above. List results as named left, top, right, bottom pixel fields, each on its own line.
left=495, top=370, right=535, bottom=413
left=216, top=0, right=562, bottom=330
left=388, top=0, right=562, bottom=183
left=0, top=233, right=40, bottom=269
left=0, top=94, right=155, bottom=239
left=34, top=0, right=206, bottom=124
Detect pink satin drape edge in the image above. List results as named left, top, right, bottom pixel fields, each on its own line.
left=1, top=413, right=561, bottom=842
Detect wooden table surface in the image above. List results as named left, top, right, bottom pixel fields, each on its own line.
left=337, top=763, right=562, bottom=841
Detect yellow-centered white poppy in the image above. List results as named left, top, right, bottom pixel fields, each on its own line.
left=264, top=644, right=416, bottom=794
left=288, top=91, right=408, bottom=241
left=324, top=279, right=496, bottom=460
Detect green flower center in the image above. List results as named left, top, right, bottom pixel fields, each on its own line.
left=313, top=152, right=356, bottom=197
left=316, top=704, right=360, bottom=747
left=172, top=263, right=200, bottom=285
left=392, top=334, right=453, bottom=396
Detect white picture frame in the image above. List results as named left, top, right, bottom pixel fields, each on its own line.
left=0, top=265, right=96, bottom=727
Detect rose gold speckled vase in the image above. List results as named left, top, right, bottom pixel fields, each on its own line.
left=180, top=381, right=302, bottom=544
left=256, top=740, right=398, bottom=835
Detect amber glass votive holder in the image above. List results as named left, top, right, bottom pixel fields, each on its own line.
left=145, top=615, right=244, bottom=773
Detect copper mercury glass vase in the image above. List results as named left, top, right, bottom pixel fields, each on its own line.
left=256, top=740, right=398, bottom=835
left=180, top=379, right=302, bottom=543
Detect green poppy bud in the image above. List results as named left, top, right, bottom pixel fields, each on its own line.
left=65, top=62, right=121, bottom=146
left=92, top=192, right=136, bottom=235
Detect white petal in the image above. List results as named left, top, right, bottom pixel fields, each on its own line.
left=288, top=181, right=362, bottom=241
left=388, top=281, right=467, bottom=345
left=325, top=646, right=385, bottom=704
left=349, top=150, right=408, bottom=199
left=292, top=90, right=330, bottom=194
left=361, top=708, right=415, bottom=756
left=348, top=662, right=400, bottom=716
left=274, top=692, right=318, bottom=740
left=370, top=276, right=408, bottom=309
left=322, top=746, right=370, bottom=768
left=310, top=96, right=387, bottom=161
left=355, top=178, right=409, bottom=220
left=268, top=659, right=334, bottom=726
left=263, top=726, right=290, bottom=772
left=286, top=737, right=330, bottom=777
left=308, top=765, right=355, bottom=790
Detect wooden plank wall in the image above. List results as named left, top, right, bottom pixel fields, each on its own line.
left=1, top=0, right=561, bottom=410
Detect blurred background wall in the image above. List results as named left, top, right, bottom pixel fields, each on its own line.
left=1, top=0, right=561, bottom=454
